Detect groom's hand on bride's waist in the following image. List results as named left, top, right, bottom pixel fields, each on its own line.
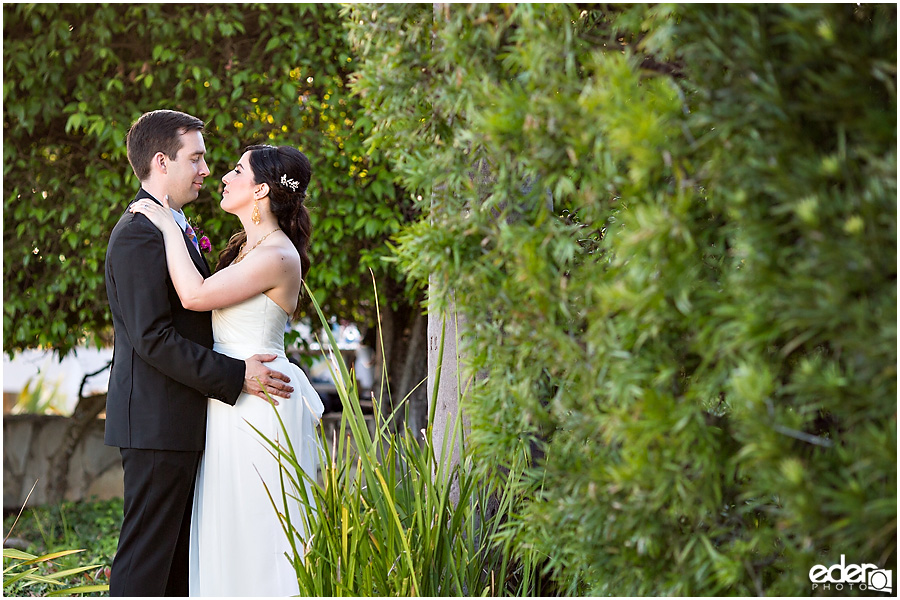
left=243, top=354, right=293, bottom=404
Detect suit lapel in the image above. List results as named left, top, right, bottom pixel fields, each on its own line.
left=131, top=188, right=212, bottom=278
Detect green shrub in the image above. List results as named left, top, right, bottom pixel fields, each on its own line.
left=347, top=3, right=896, bottom=595
left=3, top=497, right=120, bottom=595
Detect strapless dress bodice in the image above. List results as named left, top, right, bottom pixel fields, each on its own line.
left=211, top=293, right=289, bottom=359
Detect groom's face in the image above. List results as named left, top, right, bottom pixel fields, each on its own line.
left=164, top=129, right=209, bottom=209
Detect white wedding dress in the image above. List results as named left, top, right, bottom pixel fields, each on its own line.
left=188, top=293, right=324, bottom=597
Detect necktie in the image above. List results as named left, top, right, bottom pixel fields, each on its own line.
left=184, top=224, right=201, bottom=253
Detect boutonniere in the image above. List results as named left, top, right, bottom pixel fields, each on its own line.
left=195, top=227, right=212, bottom=254
left=186, top=220, right=213, bottom=254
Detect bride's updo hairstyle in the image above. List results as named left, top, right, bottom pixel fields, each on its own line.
left=217, top=145, right=313, bottom=311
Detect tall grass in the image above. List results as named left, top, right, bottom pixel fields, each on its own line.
left=253, top=281, right=547, bottom=596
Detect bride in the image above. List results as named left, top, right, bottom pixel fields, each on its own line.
left=130, top=144, right=323, bottom=596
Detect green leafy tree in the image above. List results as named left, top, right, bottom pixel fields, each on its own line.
left=3, top=3, right=425, bottom=398
left=347, top=3, right=896, bottom=595
left=3, top=4, right=426, bottom=503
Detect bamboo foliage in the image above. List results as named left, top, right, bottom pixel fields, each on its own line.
left=345, top=3, right=896, bottom=595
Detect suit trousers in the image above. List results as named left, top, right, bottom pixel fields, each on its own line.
left=110, top=448, right=202, bottom=597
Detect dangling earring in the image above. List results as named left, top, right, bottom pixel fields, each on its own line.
left=252, top=200, right=261, bottom=225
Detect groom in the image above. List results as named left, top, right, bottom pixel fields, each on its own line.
left=104, top=109, right=293, bottom=596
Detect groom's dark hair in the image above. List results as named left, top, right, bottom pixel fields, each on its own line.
left=126, top=110, right=205, bottom=181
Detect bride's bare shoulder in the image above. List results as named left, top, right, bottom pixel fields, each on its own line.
left=257, top=240, right=301, bottom=270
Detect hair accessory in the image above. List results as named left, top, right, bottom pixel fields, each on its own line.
left=251, top=200, right=261, bottom=225
left=280, top=174, right=300, bottom=192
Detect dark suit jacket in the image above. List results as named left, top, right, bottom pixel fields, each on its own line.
left=104, top=188, right=245, bottom=451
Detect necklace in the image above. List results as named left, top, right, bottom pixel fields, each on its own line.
left=233, top=229, right=280, bottom=265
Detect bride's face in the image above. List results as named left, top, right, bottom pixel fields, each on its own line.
left=220, top=151, right=259, bottom=215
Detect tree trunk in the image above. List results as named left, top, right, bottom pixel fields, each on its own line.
left=45, top=394, right=108, bottom=504
left=45, top=363, right=111, bottom=504
left=364, top=285, right=429, bottom=435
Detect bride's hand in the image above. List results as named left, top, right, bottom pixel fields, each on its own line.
left=130, top=195, right=179, bottom=234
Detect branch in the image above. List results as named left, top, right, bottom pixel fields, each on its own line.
left=74, top=360, right=112, bottom=420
